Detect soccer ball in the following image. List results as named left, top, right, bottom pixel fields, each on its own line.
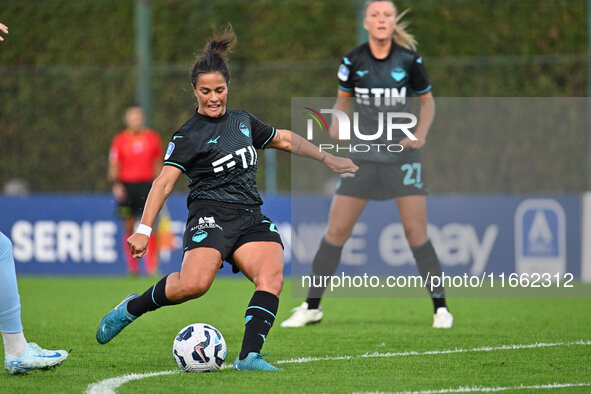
left=172, top=323, right=227, bottom=372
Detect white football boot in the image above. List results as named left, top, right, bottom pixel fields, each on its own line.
left=4, top=342, right=68, bottom=375
left=432, top=307, right=453, bottom=328
left=280, top=302, right=323, bottom=327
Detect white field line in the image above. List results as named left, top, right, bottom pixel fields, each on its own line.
left=86, top=370, right=180, bottom=394
left=86, top=339, right=591, bottom=394
left=393, top=382, right=591, bottom=393
left=274, top=339, right=591, bottom=365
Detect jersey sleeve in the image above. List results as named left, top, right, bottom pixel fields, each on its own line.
left=162, top=132, right=195, bottom=173
left=337, top=56, right=354, bottom=92
left=249, top=113, right=276, bottom=149
left=411, top=54, right=432, bottom=95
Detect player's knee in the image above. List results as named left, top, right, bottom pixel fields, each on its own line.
left=178, top=279, right=212, bottom=300
left=0, top=233, right=13, bottom=260
left=324, top=226, right=351, bottom=245
left=256, top=271, right=283, bottom=296
left=404, top=225, right=427, bottom=248
left=273, top=272, right=284, bottom=293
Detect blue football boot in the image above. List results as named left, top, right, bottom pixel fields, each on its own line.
left=96, top=293, right=139, bottom=344
left=233, top=352, right=281, bottom=371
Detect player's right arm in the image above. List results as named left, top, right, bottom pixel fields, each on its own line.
left=328, top=89, right=353, bottom=140
left=330, top=52, right=355, bottom=140
left=127, top=165, right=182, bottom=257
left=151, top=131, right=165, bottom=179
left=108, top=137, right=126, bottom=202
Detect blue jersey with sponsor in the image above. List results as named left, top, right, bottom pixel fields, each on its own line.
left=163, top=109, right=276, bottom=207
left=337, top=42, right=431, bottom=163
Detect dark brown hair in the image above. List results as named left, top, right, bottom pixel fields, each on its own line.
left=190, top=25, right=237, bottom=87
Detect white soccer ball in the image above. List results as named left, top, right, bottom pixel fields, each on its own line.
left=172, top=323, right=227, bottom=372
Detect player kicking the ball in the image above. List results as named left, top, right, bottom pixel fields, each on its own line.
left=96, top=25, right=358, bottom=371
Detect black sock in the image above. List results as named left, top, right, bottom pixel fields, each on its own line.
left=239, top=290, right=279, bottom=360
left=305, top=238, right=343, bottom=310
left=126, top=274, right=178, bottom=318
left=411, top=240, right=448, bottom=312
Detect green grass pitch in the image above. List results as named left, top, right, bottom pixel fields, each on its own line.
left=1, top=277, right=590, bottom=393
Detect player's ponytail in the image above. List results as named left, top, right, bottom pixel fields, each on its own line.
left=190, top=25, right=237, bottom=87
left=363, top=0, right=417, bottom=51
left=392, top=8, right=417, bottom=51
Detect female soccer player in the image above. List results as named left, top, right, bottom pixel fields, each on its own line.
left=96, top=26, right=358, bottom=371
left=281, top=0, right=453, bottom=329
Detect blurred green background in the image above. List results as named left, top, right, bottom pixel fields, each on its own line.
left=0, top=0, right=587, bottom=194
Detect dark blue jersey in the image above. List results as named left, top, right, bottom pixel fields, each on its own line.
left=337, top=42, right=431, bottom=163
left=163, top=109, right=276, bottom=207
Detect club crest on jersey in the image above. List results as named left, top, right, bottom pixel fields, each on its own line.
left=391, top=66, right=406, bottom=82
left=239, top=123, right=250, bottom=137
left=164, top=142, right=175, bottom=160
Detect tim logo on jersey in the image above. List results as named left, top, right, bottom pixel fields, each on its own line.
left=211, top=146, right=258, bottom=175
left=338, top=63, right=408, bottom=106
left=303, top=107, right=417, bottom=153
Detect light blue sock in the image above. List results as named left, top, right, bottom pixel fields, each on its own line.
left=0, top=232, right=23, bottom=333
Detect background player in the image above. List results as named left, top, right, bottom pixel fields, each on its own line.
left=281, top=0, right=453, bottom=329
left=109, top=106, right=163, bottom=276
left=96, top=26, right=358, bottom=371
left=1, top=232, right=68, bottom=374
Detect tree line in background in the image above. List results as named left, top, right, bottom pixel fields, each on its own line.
left=0, top=0, right=587, bottom=194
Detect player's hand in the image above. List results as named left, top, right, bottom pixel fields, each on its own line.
left=0, top=23, right=8, bottom=41
left=399, top=135, right=426, bottom=150
left=324, top=155, right=359, bottom=173
left=112, top=182, right=126, bottom=202
left=127, top=233, right=149, bottom=258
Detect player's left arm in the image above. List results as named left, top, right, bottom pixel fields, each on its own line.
left=265, top=129, right=358, bottom=174
left=398, top=91, right=435, bottom=150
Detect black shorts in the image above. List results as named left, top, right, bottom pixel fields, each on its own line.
left=336, top=160, right=428, bottom=201
left=182, top=201, right=283, bottom=273
left=118, top=182, right=152, bottom=218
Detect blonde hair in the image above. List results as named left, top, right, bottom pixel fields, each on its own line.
left=363, top=0, right=417, bottom=51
